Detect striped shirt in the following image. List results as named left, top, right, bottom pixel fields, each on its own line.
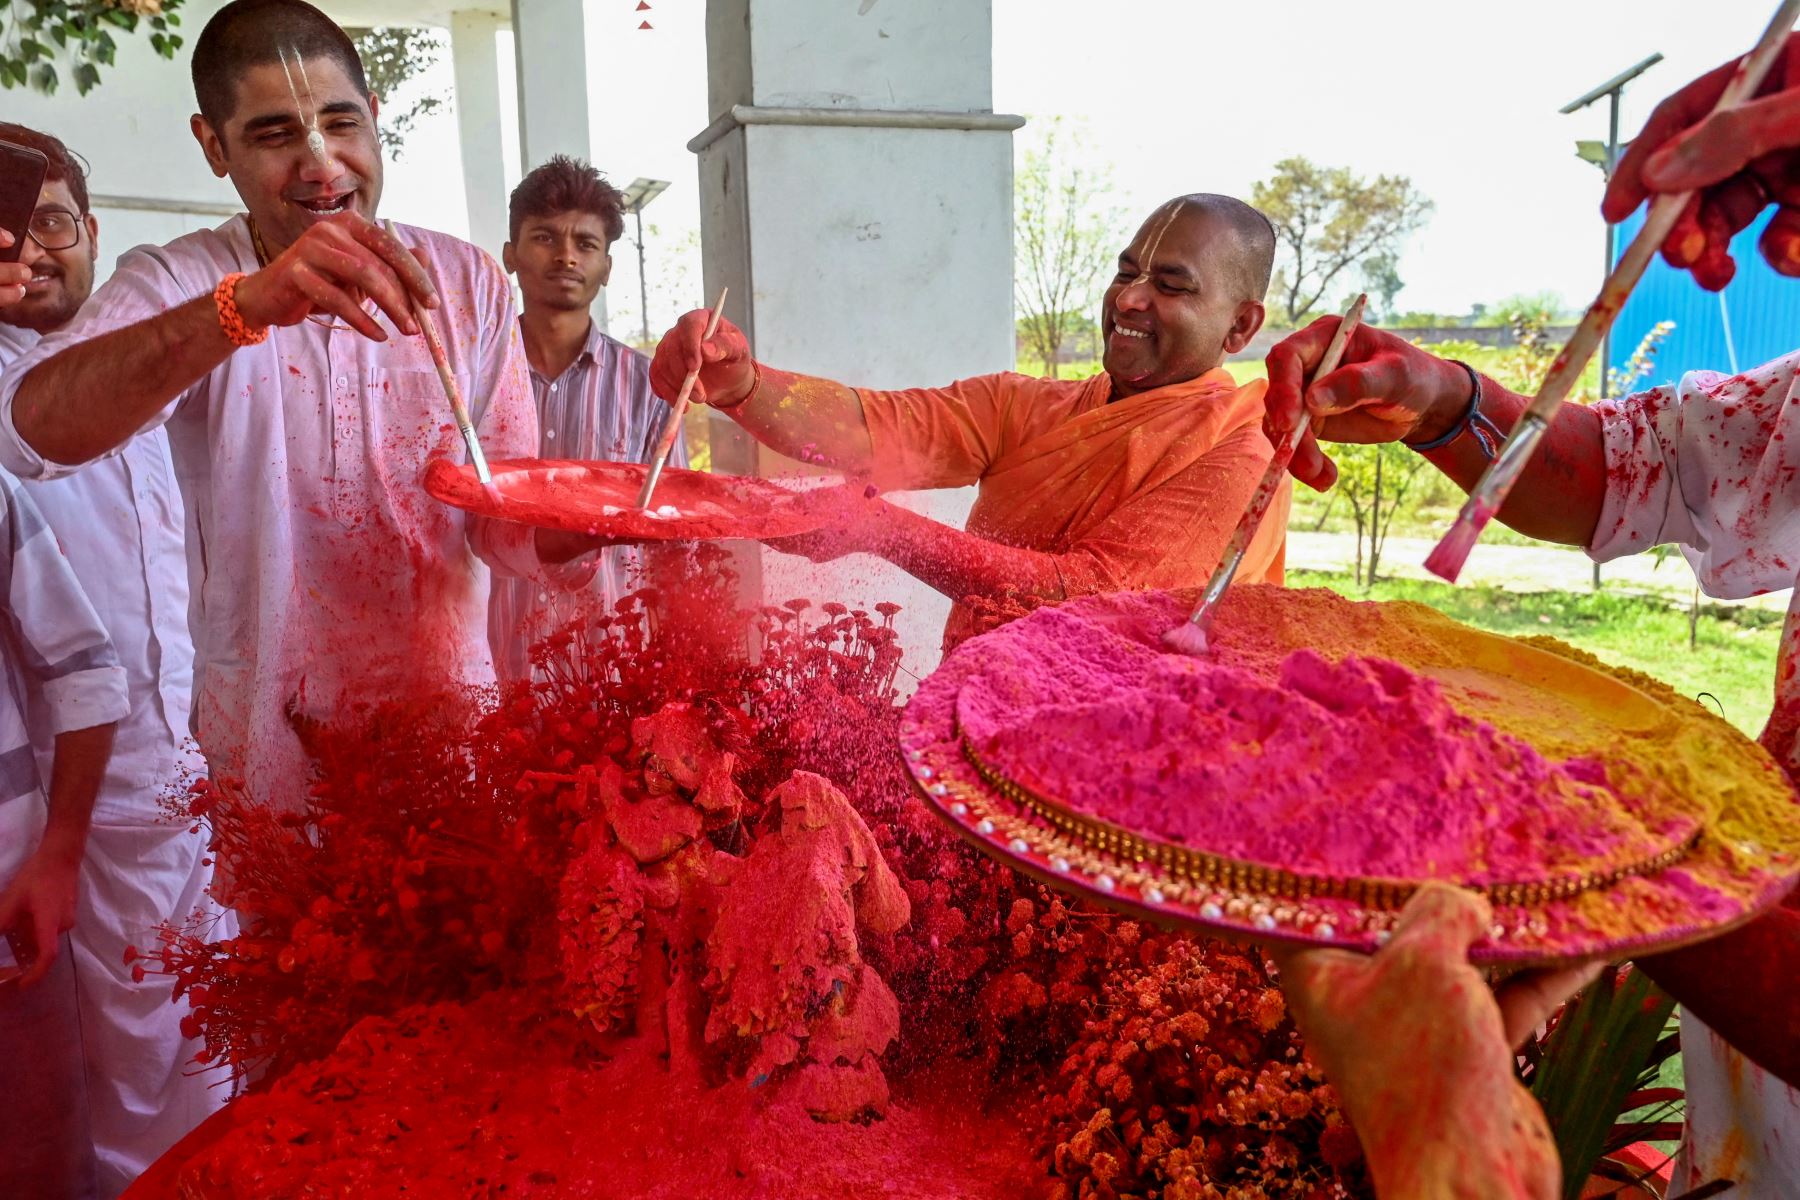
left=488, top=322, right=685, bottom=681
left=0, top=466, right=130, bottom=886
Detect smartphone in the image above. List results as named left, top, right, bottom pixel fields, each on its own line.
left=0, top=140, right=50, bottom=265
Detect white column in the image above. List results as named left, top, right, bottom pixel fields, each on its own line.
left=696, top=0, right=1020, bottom=679
left=450, top=10, right=508, bottom=262
left=510, top=0, right=607, bottom=329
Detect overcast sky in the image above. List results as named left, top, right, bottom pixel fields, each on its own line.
left=380, top=0, right=1780, bottom=329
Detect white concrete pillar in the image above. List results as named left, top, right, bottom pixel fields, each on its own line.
left=694, top=0, right=1021, bottom=679
left=510, top=0, right=606, bottom=329
left=450, top=9, right=509, bottom=261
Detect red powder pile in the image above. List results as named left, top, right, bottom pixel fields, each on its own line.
left=956, top=603, right=1692, bottom=882
left=127, top=554, right=1368, bottom=1200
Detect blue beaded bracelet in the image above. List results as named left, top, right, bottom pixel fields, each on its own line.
left=1404, top=360, right=1503, bottom=459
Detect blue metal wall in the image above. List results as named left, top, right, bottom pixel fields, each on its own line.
left=1608, top=207, right=1800, bottom=388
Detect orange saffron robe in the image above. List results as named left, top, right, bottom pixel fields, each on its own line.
left=857, top=366, right=1288, bottom=647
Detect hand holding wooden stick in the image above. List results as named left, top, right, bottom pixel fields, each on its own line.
left=382, top=219, right=492, bottom=485
left=1164, top=294, right=1366, bottom=656
left=638, top=288, right=729, bottom=509
left=1424, top=0, right=1800, bottom=583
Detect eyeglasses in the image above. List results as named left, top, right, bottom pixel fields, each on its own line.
left=24, top=207, right=83, bottom=252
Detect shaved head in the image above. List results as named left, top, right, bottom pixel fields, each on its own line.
left=1171, top=193, right=1277, bottom=303
left=191, top=0, right=369, bottom=129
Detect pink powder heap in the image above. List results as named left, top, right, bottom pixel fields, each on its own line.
left=956, top=605, right=1687, bottom=884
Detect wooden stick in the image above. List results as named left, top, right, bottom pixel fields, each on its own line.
left=383, top=219, right=492, bottom=484
left=1425, top=0, right=1800, bottom=583
left=1165, top=294, right=1366, bottom=655
left=638, top=288, right=729, bottom=508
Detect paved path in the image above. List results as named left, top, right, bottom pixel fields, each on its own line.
left=1287, top=530, right=1792, bottom=614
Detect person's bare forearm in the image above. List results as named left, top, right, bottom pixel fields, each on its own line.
left=728, top=365, right=876, bottom=472
left=869, top=503, right=1062, bottom=604
left=38, top=723, right=116, bottom=865
left=14, top=296, right=236, bottom=467
left=1410, top=375, right=1609, bottom=549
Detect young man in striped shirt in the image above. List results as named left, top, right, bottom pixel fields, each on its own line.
left=490, top=157, right=686, bottom=681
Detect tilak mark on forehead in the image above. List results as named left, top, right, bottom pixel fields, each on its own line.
left=276, top=43, right=332, bottom=167
left=1126, top=198, right=1189, bottom=286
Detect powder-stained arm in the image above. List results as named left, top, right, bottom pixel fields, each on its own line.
left=0, top=476, right=127, bottom=987
left=1263, top=320, right=1608, bottom=549
left=7, top=215, right=437, bottom=470
left=858, top=503, right=1064, bottom=605
left=770, top=494, right=1063, bottom=608
left=648, top=311, right=874, bottom=469
left=647, top=311, right=1018, bottom=489
left=1274, top=884, right=1580, bottom=1200
left=775, top=415, right=1282, bottom=606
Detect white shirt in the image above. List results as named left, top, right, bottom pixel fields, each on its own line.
left=0, top=466, right=129, bottom=885
left=1589, top=350, right=1800, bottom=1198
left=0, top=325, right=198, bottom=825
left=1589, top=350, right=1800, bottom=598
left=0, top=217, right=540, bottom=802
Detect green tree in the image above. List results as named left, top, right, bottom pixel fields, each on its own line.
left=1252, top=157, right=1433, bottom=327
left=1334, top=442, right=1427, bottom=587
left=0, top=0, right=185, bottom=96
left=347, top=26, right=446, bottom=158
left=1014, top=118, right=1124, bottom=379
left=1359, top=250, right=1405, bottom=322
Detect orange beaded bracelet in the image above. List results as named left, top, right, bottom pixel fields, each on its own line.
left=213, top=272, right=268, bottom=347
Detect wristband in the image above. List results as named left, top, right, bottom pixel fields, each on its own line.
left=213, top=272, right=269, bottom=347
left=1404, top=360, right=1501, bottom=459
left=709, top=358, right=761, bottom=411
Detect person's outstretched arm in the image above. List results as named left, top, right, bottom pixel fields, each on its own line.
left=1262, top=320, right=1608, bottom=547
left=1604, top=31, right=1800, bottom=289
left=6, top=213, right=437, bottom=470
left=1274, top=884, right=1598, bottom=1199
left=647, top=311, right=876, bottom=471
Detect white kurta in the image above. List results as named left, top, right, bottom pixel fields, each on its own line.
left=0, top=464, right=129, bottom=1200
left=0, top=322, right=227, bottom=1196
left=1589, top=350, right=1800, bottom=1197
left=0, top=217, right=541, bottom=804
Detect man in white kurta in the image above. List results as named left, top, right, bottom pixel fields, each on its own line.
left=0, top=4, right=555, bottom=812
left=0, top=214, right=539, bottom=805
left=0, top=119, right=229, bottom=1196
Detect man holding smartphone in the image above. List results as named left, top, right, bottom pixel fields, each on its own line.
left=0, top=122, right=228, bottom=1198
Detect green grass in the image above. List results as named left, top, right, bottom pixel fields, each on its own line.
left=1015, top=357, right=1270, bottom=387
left=1290, top=570, right=1780, bottom=737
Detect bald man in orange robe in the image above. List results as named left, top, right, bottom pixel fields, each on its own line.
left=651, top=194, right=1286, bottom=649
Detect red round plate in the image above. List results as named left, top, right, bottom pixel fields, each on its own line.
left=422, top=458, right=827, bottom=542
